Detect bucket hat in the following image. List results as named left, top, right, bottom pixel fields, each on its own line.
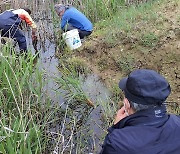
left=119, top=69, right=171, bottom=105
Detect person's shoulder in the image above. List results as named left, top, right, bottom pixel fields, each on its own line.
left=104, top=128, right=146, bottom=154
left=66, top=7, right=80, bottom=14
left=13, top=9, right=24, bottom=12
left=108, top=125, right=160, bottom=147
left=107, top=127, right=138, bottom=147
left=169, top=114, right=180, bottom=123
left=12, top=9, right=27, bottom=15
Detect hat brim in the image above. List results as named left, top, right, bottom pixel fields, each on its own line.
left=119, top=77, right=128, bottom=90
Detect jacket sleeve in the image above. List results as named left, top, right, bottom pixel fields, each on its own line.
left=100, top=133, right=118, bottom=154
left=100, top=126, right=118, bottom=154
left=12, top=9, right=37, bottom=29
left=61, top=14, right=70, bottom=31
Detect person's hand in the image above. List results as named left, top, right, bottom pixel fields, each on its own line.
left=32, top=28, right=37, bottom=42
left=32, top=34, right=37, bottom=42
left=32, top=28, right=37, bottom=35
left=114, top=106, right=128, bottom=125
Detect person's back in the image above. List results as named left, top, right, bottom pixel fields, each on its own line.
left=0, top=10, right=21, bottom=27
left=54, top=4, right=93, bottom=39
left=61, top=7, right=93, bottom=32
left=102, top=112, right=180, bottom=154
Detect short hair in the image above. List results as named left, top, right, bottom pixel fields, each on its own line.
left=54, top=4, right=71, bottom=14
left=129, top=100, right=164, bottom=112
left=22, top=8, right=31, bottom=15
left=54, top=4, right=66, bottom=14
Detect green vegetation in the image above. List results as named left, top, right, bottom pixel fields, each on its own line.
left=0, top=43, right=43, bottom=153
left=80, top=0, right=126, bottom=22
left=56, top=65, right=92, bottom=106
left=0, top=43, right=65, bottom=153
left=0, top=0, right=179, bottom=153
left=140, top=32, right=159, bottom=47
left=115, top=55, right=135, bottom=73
left=94, top=0, right=161, bottom=45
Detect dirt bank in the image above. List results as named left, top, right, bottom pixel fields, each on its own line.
left=74, top=0, right=180, bottom=105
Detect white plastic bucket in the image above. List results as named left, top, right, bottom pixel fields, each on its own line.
left=62, top=29, right=82, bottom=50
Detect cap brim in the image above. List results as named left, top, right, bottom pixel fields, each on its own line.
left=119, top=77, right=128, bottom=90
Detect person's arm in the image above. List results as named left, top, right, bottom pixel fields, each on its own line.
left=13, top=9, right=37, bottom=42
left=100, top=132, right=117, bottom=154
left=100, top=107, right=129, bottom=153
left=61, top=10, right=72, bottom=31
left=61, top=16, right=69, bottom=31
left=12, top=9, right=37, bottom=29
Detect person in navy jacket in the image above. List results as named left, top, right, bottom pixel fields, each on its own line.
left=54, top=4, right=93, bottom=39
left=0, top=8, right=37, bottom=52
left=101, top=69, right=180, bottom=154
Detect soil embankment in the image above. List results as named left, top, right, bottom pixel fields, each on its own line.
left=74, top=0, right=180, bottom=107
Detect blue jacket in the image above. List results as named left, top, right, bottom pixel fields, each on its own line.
left=61, top=7, right=93, bottom=32
left=101, top=106, right=180, bottom=154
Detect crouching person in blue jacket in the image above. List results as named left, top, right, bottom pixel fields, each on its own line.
left=54, top=4, right=93, bottom=39
left=101, top=69, right=180, bottom=154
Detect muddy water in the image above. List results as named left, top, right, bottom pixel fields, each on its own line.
left=25, top=28, right=65, bottom=105
left=25, top=20, right=111, bottom=152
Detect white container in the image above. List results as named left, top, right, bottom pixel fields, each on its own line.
left=62, top=29, right=82, bottom=50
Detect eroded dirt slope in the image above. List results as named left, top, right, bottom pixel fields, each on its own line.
left=75, top=0, right=180, bottom=105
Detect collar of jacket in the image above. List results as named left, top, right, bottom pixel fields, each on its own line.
left=110, top=105, right=169, bottom=132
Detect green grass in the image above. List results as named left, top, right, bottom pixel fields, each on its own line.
left=1, top=0, right=179, bottom=153
left=76, top=0, right=126, bottom=23
left=140, top=32, right=159, bottom=47
left=56, top=63, right=93, bottom=107
left=94, top=0, right=162, bottom=46
left=0, top=44, right=42, bottom=153
left=0, top=43, right=63, bottom=153
left=60, top=57, right=90, bottom=75
left=115, top=54, right=135, bottom=73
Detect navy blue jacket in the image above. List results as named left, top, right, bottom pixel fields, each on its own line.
left=0, top=10, right=27, bottom=51
left=61, top=7, right=93, bottom=32
left=101, top=106, right=180, bottom=154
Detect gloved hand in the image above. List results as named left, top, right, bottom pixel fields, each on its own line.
left=32, top=34, right=37, bottom=42
left=32, top=28, right=37, bottom=35
left=32, top=28, right=37, bottom=40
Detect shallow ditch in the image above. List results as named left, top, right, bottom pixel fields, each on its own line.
left=24, top=17, right=111, bottom=153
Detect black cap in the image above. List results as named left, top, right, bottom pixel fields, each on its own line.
left=119, top=69, right=171, bottom=105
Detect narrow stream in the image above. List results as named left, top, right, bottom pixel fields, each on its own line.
left=24, top=16, right=111, bottom=154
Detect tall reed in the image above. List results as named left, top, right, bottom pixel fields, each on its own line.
left=0, top=42, right=62, bottom=153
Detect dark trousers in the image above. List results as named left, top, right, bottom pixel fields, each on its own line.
left=65, top=24, right=92, bottom=39
left=1, top=26, right=27, bottom=52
